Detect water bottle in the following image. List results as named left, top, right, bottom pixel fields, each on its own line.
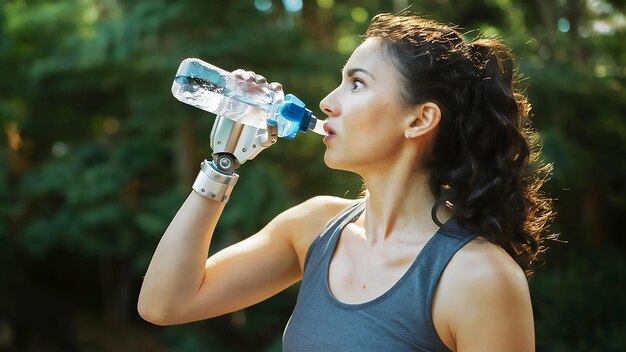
left=171, top=58, right=326, bottom=138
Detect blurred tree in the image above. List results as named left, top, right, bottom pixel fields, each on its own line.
left=0, top=0, right=624, bottom=351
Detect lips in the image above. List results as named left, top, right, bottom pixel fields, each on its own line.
left=322, top=123, right=336, bottom=143
left=323, top=123, right=336, bottom=136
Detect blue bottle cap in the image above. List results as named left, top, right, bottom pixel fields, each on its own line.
left=280, top=94, right=305, bottom=123
left=298, top=109, right=313, bottom=133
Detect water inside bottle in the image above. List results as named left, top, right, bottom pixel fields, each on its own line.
left=230, top=80, right=276, bottom=109
left=172, top=76, right=268, bottom=129
left=172, top=58, right=326, bottom=136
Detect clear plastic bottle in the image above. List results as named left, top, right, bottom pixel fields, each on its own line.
left=171, top=58, right=326, bottom=138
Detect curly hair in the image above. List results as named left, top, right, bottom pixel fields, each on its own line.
left=364, top=13, right=555, bottom=277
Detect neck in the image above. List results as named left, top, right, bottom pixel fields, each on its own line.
left=358, top=161, right=451, bottom=246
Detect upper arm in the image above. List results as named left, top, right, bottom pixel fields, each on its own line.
left=438, top=242, right=535, bottom=352
left=174, top=196, right=351, bottom=323
left=455, top=266, right=534, bottom=351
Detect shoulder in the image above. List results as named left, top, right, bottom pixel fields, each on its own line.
left=445, top=236, right=528, bottom=289
left=434, top=237, right=535, bottom=351
left=272, top=195, right=357, bottom=228
left=271, top=196, right=359, bottom=274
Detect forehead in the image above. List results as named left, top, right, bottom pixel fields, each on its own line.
left=344, top=38, right=389, bottom=72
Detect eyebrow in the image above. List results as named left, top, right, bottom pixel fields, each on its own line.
left=343, top=67, right=376, bottom=81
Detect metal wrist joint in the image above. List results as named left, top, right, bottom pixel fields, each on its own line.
left=191, top=160, right=239, bottom=203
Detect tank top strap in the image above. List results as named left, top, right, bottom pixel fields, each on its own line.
left=417, top=217, right=478, bottom=337
left=302, top=199, right=366, bottom=274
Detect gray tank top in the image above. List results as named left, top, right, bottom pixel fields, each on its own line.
left=282, top=200, right=477, bottom=352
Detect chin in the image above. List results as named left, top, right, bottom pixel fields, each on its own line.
left=323, top=152, right=357, bottom=173
left=323, top=152, right=342, bottom=170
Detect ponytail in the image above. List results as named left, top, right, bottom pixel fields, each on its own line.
left=365, top=13, right=555, bottom=277
left=445, top=38, right=554, bottom=275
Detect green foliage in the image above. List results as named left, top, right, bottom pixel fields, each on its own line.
left=532, top=249, right=626, bottom=351
left=0, top=0, right=624, bottom=350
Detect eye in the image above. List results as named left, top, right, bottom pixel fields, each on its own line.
left=350, top=78, right=365, bottom=91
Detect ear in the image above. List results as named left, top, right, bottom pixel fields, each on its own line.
left=403, top=102, right=441, bottom=139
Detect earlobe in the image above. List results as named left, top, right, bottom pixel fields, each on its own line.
left=404, top=114, right=418, bottom=139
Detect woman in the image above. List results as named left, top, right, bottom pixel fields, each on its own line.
left=138, top=13, right=553, bottom=351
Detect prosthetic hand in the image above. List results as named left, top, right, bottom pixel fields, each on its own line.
left=191, top=71, right=281, bottom=203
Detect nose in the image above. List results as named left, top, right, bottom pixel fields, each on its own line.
left=319, top=87, right=341, bottom=118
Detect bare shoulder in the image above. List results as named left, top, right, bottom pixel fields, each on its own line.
left=434, top=237, right=535, bottom=351
left=444, top=236, right=528, bottom=289
left=272, top=196, right=359, bottom=274
left=272, top=195, right=355, bottom=228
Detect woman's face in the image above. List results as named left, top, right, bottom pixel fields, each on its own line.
left=319, top=38, right=411, bottom=173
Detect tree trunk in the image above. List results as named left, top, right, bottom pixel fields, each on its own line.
left=99, top=256, right=133, bottom=323
left=176, top=118, right=201, bottom=187
left=583, top=184, right=606, bottom=246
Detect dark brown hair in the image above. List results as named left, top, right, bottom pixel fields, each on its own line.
left=365, top=13, right=555, bottom=277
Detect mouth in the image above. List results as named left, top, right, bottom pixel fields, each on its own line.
left=323, top=123, right=336, bottom=136
left=322, top=123, right=336, bottom=143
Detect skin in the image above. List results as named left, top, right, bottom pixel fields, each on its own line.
left=138, top=38, right=535, bottom=351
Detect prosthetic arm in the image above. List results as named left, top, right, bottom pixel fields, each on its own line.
left=191, top=115, right=278, bottom=203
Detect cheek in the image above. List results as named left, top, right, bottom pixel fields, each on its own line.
left=330, top=110, right=403, bottom=163
left=345, top=94, right=393, bottom=125
left=346, top=98, right=403, bottom=137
